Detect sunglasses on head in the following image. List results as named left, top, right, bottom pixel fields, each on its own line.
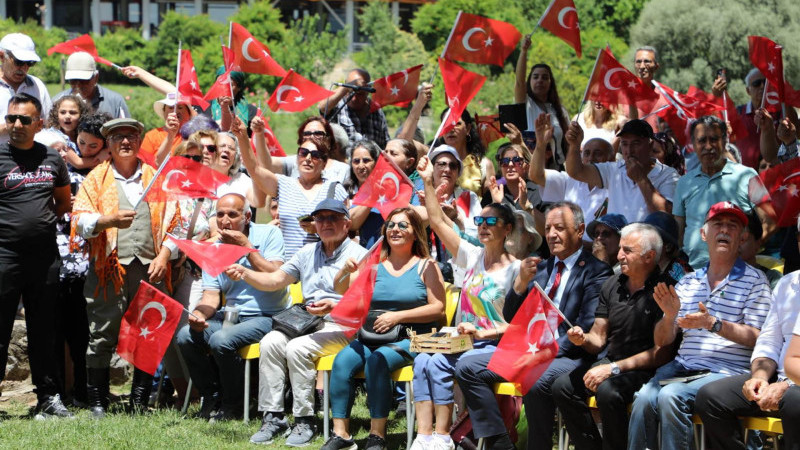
left=386, top=221, right=410, bottom=231
left=473, top=216, right=502, bottom=226
left=302, top=130, right=328, bottom=138
left=750, top=79, right=766, bottom=88
left=202, top=144, right=217, bottom=153
left=8, top=54, right=36, bottom=68
left=181, top=154, right=203, bottom=162
left=4, top=114, right=35, bottom=125
left=298, top=147, right=324, bottom=160
left=500, top=156, right=525, bottom=166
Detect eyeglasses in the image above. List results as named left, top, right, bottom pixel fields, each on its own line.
left=202, top=144, right=217, bottom=153
left=473, top=216, right=502, bottom=226
left=594, top=230, right=618, bottom=239
left=298, top=147, right=324, bottom=160
left=500, top=156, right=525, bottom=167
left=4, top=114, right=35, bottom=125
left=313, top=214, right=343, bottom=224
left=8, top=55, right=36, bottom=68
left=434, top=160, right=459, bottom=171
left=108, top=134, right=140, bottom=143
left=302, top=130, right=328, bottom=138
left=750, top=79, right=766, bottom=88
left=386, top=221, right=410, bottom=231
left=352, top=157, right=373, bottom=165
left=181, top=154, right=203, bottom=162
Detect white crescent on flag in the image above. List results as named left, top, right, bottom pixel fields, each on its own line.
left=766, top=91, right=780, bottom=105
left=526, top=312, right=548, bottom=354
left=603, top=68, right=625, bottom=91
left=161, top=170, right=186, bottom=192
left=379, top=172, right=401, bottom=201
left=557, top=7, right=578, bottom=29
left=401, top=69, right=409, bottom=86
left=276, top=85, right=301, bottom=104
left=242, top=38, right=261, bottom=62
left=462, top=28, right=487, bottom=52
left=138, top=301, right=168, bottom=330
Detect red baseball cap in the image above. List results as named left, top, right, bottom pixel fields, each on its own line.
left=705, top=201, right=748, bottom=226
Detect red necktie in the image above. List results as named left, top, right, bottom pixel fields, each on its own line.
left=548, top=261, right=566, bottom=300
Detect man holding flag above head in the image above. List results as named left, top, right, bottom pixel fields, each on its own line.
left=318, top=69, right=390, bottom=148
left=71, top=117, right=181, bottom=417
left=53, top=52, right=130, bottom=119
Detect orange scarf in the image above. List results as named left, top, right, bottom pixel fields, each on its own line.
left=70, top=161, right=180, bottom=295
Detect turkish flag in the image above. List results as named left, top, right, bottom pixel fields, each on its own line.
left=751, top=158, right=800, bottom=227
left=168, top=236, right=257, bottom=277
left=117, top=281, right=184, bottom=375
left=538, top=0, right=582, bottom=58
left=204, top=71, right=233, bottom=103
left=144, top=156, right=230, bottom=202
left=438, top=58, right=486, bottom=135
left=267, top=69, right=334, bottom=113
left=47, top=34, right=114, bottom=66
left=656, top=105, right=692, bottom=148
left=352, top=153, right=414, bottom=219
left=749, top=36, right=785, bottom=103
left=487, top=285, right=562, bottom=394
left=249, top=108, right=287, bottom=157
left=370, top=64, right=424, bottom=113
left=475, top=114, right=504, bottom=147
left=761, top=80, right=784, bottom=114
left=693, top=89, right=749, bottom=142
left=442, top=12, right=521, bottom=67
left=330, top=240, right=383, bottom=338
left=137, top=149, right=157, bottom=168
left=584, top=47, right=659, bottom=112
left=178, top=50, right=210, bottom=110
left=230, top=22, right=287, bottom=77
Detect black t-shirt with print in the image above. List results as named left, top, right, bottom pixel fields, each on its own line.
left=0, top=142, right=70, bottom=245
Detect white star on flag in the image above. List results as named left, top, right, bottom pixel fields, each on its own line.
left=528, top=342, right=539, bottom=354
left=789, top=184, right=799, bottom=197
left=484, top=37, right=494, bottom=47
left=377, top=194, right=387, bottom=205
left=139, top=327, right=152, bottom=338
left=768, top=62, right=776, bottom=72
left=390, top=86, right=400, bottom=96
left=181, top=180, right=193, bottom=188
left=190, top=80, right=197, bottom=90
left=293, top=95, right=304, bottom=103
left=627, top=80, right=638, bottom=89
left=778, top=185, right=788, bottom=192
left=448, top=96, right=459, bottom=107
left=212, top=242, right=222, bottom=248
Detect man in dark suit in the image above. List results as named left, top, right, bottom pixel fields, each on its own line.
left=455, top=201, right=612, bottom=450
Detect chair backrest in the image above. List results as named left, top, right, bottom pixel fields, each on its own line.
left=443, top=283, right=460, bottom=327
left=289, top=282, right=303, bottom=304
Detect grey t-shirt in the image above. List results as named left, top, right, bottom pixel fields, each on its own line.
left=54, top=84, right=130, bottom=119
left=281, top=238, right=367, bottom=304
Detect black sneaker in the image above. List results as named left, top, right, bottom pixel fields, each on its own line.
left=364, top=434, right=387, bottom=450
left=196, top=393, right=221, bottom=420
left=250, top=412, right=290, bottom=444
left=320, top=434, right=357, bottom=450
left=34, top=394, right=75, bottom=420
left=208, top=406, right=241, bottom=424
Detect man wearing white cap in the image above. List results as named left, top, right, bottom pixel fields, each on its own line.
left=53, top=52, right=129, bottom=119
left=0, top=33, right=51, bottom=145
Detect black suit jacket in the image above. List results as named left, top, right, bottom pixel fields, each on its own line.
left=504, top=248, right=613, bottom=359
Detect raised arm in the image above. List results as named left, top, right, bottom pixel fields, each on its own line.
left=526, top=116, right=553, bottom=186
left=397, top=83, right=432, bottom=142
left=514, top=35, right=531, bottom=104
left=155, top=112, right=180, bottom=166
left=318, top=85, right=351, bottom=118
left=417, top=155, right=463, bottom=257
left=122, top=66, right=176, bottom=95
left=232, top=116, right=278, bottom=197
left=564, top=121, right=603, bottom=189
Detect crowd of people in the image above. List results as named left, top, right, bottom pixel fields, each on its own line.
left=2, top=27, right=800, bottom=450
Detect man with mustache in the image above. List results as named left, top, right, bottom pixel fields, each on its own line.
left=0, top=33, right=51, bottom=146
left=672, top=115, right=773, bottom=270
left=627, top=202, right=773, bottom=450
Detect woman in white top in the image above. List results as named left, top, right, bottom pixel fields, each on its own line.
left=515, top=34, right=571, bottom=169
left=574, top=101, right=627, bottom=147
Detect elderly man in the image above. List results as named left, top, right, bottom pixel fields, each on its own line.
left=318, top=69, right=389, bottom=148
left=177, top=192, right=289, bottom=422
left=225, top=198, right=366, bottom=446
left=673, top=115, right=773, bottom=269
left=0, top=94, right=71, bottom=419
left=627, top=202, right=773, bottom=450
left=53, top=52, right=129, bottom=119
left=0, top=33, right=51, bottom=145
left=586, top=213, right=628, bottom=272
left=455, top=202, right=612, bottom=450
left=553, top=223, right=674, bottom=450
left=696, top=216, right=800, bottom=449
left=72, top=117, right=180, bottom=417
left=566, top=118, right=679, bottom=223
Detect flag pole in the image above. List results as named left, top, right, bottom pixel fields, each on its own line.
left=577, top=47, right=603, bottom=119
left=780, top=46, right=787, bottom=118
left=533, top=282, right=574, bottom=329
left=174, top=41, right=182, bottom=114
left=336, top=237, right=384, bottom=285
left=537, top=0, right=557, bottom=29
left=380, top=151, right=416, bottom=188
left=757, top=79, right=769, bottom=133
left=133, top=152, right=172, bottom=209
left=427, top=113, right=449, bottom=152
left=428, top=10, right=462, bottom=86
left=722, top=91, right=729, bottom=123
left=220, top=36, right=237, bottom=109
left=640, top=104, right=671, bottom=120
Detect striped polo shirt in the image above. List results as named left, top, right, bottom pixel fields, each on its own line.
left=674, top=258, right=773, bottom=375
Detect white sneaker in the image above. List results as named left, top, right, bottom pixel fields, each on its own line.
left=431, top=433, right=455, bottom=450
left=409, top=435, right=434, bottom=450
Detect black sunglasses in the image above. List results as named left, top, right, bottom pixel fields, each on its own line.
left=474, top=216, right=502, bottom=226
left=203, top=144, right=217, bottom=153
left=181, top=154, right=203, bottom=163
left=5, top=114, right=34, bottom=125
left=352, top=157, right=373, bottom=165
left=750, top=79, right=766, bottom=88
left=298, top=147, right=324, bottom=160
left=9, top=55, right=36, bottom=68
left=302, top=130, right=328, bottom=137
left=500, top=156, right=525, bottom=166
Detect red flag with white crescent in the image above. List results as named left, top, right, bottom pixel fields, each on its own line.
left=178, top=50, right=210, bottom=110
left=117, top=281, right=184, bottom=375
left=538, top=0, right=582, bottom=58
left=267, top=69, right=334, bottom=112
left=370, top=64, right=424, bottom=112
left=584, top=47, right=659, bottom=112
left=144, top=156, right=230, bottom=202
left=330, top=240, right=384, bottom=338
left=751, top=158, right=800, bottom=227
left=230, top=22, right=287, bottom=77
left=438, top=58, right=486, bottom=135
left=441, top=12, right=522, bottom=67
left=47, top=34, right=114, bottom=66
left=352, top=153, right=414, bottom=219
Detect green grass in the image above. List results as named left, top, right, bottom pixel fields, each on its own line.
left=0, top=389, right=411, bottom=449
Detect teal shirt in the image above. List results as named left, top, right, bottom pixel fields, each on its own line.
left=673, top=160, right=757, bottom=269
left=371, top=260, right=437, bottom=335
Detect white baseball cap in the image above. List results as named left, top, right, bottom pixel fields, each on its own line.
left=0, top=33, right=40, bottom=62
left=65, top=52, right=97, bottom=80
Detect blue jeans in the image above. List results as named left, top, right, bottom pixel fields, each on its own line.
left=329, top=339, right=415, bottom=419
left=176, top=313, right=273, bottom=409
left=412, top=341, right=495, bottom=404
left=627, top=360, right=730, bottom=450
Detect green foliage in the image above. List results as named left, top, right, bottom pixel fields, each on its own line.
left=272, top=15, right=349, bottom=86
left=574, top=0, right=647, bottom=40
left=630, top=0, right=800, bottom=105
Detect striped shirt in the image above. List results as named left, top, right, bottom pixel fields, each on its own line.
left=675, top=258, right=773, bottom=375
left=276, top=174, right=348, bottom=259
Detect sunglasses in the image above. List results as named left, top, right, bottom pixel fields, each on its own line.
left=298, top=147, right=324, bottom=160
left=108, top=134, right=140, bottom=143
left=4, top=114, right=35, bottom=125
left=181, top=154, right=203, bottom=162
left=473, top=216, right=502, bottom=226
left=313, top=214, right=343, bottom=224
left=434, top=160, right=460, bottom=171
left=386, top=221, right=410, bottom=231
left=500, top=156, right=525, bottom=166
left=352, top=157, right=373, bottom=165
left=750, top=79, right=766, bottom=88
left=202, top=144, right=217, bottom=153
left=302, top=130, right=328, bottom=138
left=8, top=55, right=36, bottom=68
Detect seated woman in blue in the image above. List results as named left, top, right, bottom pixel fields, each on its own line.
left=323, top=207, right=446, bottom=450
left=410, top=155, right=521, bottom=450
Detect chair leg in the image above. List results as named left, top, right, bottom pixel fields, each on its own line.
left=155, top=373, right=165, bottom=408
left=477, top=437, right=485, bottom=450
left=406, top=382, right=414, bottom=449
left=323, top=370, right=330, bottom=440
left=181, top=378, right=193, bottom=414
left=243, top=359, right=250, bottom=424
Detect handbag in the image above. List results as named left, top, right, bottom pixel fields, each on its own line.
left=357, top=309, right=405, bottom=348
left=272, top=304, right=323, bottom=339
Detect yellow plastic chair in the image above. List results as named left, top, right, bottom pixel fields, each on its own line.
left=756, top=255, right=785, bottom=275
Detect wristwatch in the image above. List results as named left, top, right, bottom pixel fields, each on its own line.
left=610, top=362, right=621, bottom=375
left=710, top=317, right=723, bottom=334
